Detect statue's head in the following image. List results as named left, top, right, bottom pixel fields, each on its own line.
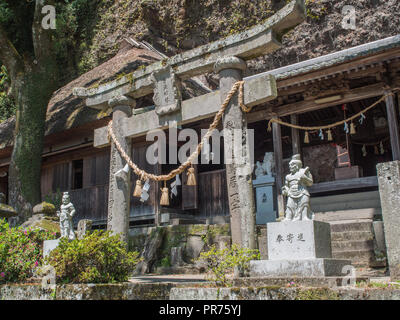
left=289, top=154, right=302, bottom=174
left=263, top=152, right=273, bottom=162
left=62, top=192, right=70, bottom=205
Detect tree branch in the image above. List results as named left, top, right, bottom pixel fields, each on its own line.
left=0, top=25, right=24, bottom=81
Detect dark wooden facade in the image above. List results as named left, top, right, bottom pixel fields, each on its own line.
left=40, top=146, right=111, bottom=226
left=129, top=142, right=230, bottom=225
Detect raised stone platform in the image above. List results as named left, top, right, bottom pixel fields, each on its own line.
left=250, top=220, right=352, bottom=277
left=250, top=258, right=350, bottom=277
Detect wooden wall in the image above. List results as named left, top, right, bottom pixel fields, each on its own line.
left=198, top=169, right=229, bottom=218
left=0, top=175, right=7, bottom=200
left=40, top=147, right=110, bottom=224
left=70, top=185, right=109, bottom=225
left=83, top=152, right=110, bottom=188
left=130, top=143, right=160, bottom=220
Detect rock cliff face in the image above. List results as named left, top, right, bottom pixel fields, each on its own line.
left=80, top=0, right=400, bottom=75
left=249, top=0, right=400, bottom=75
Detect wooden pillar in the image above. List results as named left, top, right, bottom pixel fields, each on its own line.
left=215, top=56, right=256, bottom=250
left=290, top=114, right=301, bottom=155
left=107, top=96, right=135, bottom=245
left=272, top=116, right=284, bottom=220
left=385, top=89, right=400, bottom=161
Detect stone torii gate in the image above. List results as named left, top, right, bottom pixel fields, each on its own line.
left=73, top=0, right=306, bottom=248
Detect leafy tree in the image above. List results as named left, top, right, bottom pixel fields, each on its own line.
left=0, top=0, right=59, bottom=222
left=0, top=65, right=15, bottom=122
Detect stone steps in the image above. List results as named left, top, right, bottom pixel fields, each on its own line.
left=330, top=220, right=373, bottom=233
left=331, top=239, right=375, bottom=251
left=331, top=230, right=374, bottom=241
left=329, top=219, right=384, bottom=268
left=332, top=249, right=376, bottom=266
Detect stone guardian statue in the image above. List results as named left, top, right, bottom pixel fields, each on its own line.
left=282, top=154, right=314, bottom=221
left=57, top=192, right=76, bottom=240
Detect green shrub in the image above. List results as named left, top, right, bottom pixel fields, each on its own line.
left=46, top=230, right=141, bottom=284
left=0, top=219, right=57, bottom=284
left=197, top=244, right=260, bottom=287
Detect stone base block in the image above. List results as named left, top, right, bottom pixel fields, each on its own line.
left=267, top=220, right=332, bottom=260
left=250, top=259, right=352, bottom=277
left=43, top=239, right=60, bottom=258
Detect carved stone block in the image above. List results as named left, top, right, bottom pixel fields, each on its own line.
left=151, top=66, right=182, bottom=116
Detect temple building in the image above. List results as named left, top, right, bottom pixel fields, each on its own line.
left=1, top=9, right=399, bottom=272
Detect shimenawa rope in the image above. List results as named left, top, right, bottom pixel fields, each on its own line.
left=267, top=89, right=400, bottom=132
left=107, top=80, right=250, bottom=183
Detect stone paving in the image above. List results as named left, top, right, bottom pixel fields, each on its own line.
left=129, top=274, right=207, bottom=284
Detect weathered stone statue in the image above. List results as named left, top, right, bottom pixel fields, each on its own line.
left=57, top=192, right=76, bottom=240
left=282, top=154, right=313, bottom=221
left=262, top=152, right=274, bottom=176
left=255, top=161, right=265, bottom=178
left=254, top=152, right=275, bottom=178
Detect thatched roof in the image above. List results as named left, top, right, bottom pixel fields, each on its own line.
left=0, top=43, right=162, bottom=150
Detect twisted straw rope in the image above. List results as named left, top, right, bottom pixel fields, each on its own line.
left=267, top=88, right=400, bottom=132
left=107, top=80, right=249, bottom=182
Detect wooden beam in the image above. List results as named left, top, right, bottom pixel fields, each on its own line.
left=276, top=49, right=400, bottom=89
left=247, top=82, right=386, bottom=122
left=290, top=114, right=301, bottom=155
left=308, top=176, right=378, bottom=194
left=385, top=89, right=400, bottom=160
left=272, top=117, right=284, bottom=219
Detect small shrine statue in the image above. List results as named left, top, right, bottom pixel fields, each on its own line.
left=254, top=152, right=275, bottom=178
left=262, top=152, right=274, bottom=176
left=254, top=161, right=266, bottom=178
left=57, top=192, right=76, bottom=240
left=282, top=154, right=314, bottom=221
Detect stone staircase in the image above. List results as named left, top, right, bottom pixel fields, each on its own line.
left=330, top=220, right=384, bottom=268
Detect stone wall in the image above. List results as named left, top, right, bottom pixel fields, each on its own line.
left=170, top=286, right=400, bottom=300
left=0, top=283, right=172, bottom=300
left=2, top=282, right=400, bottom=300
left=129, top=224, right=231, bottom=272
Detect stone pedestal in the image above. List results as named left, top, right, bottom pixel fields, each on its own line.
left=250, top=220, right=351, bottom=277
left=377, top=161, right=400, bottom=281
left=43, top=239, right=60, bottom=258
left=253, top=175, right=276, bottom=224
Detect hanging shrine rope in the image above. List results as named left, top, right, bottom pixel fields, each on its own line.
left=266, top=89, right=400, bottom=133
left=107, top=80, right=250, bottom=183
